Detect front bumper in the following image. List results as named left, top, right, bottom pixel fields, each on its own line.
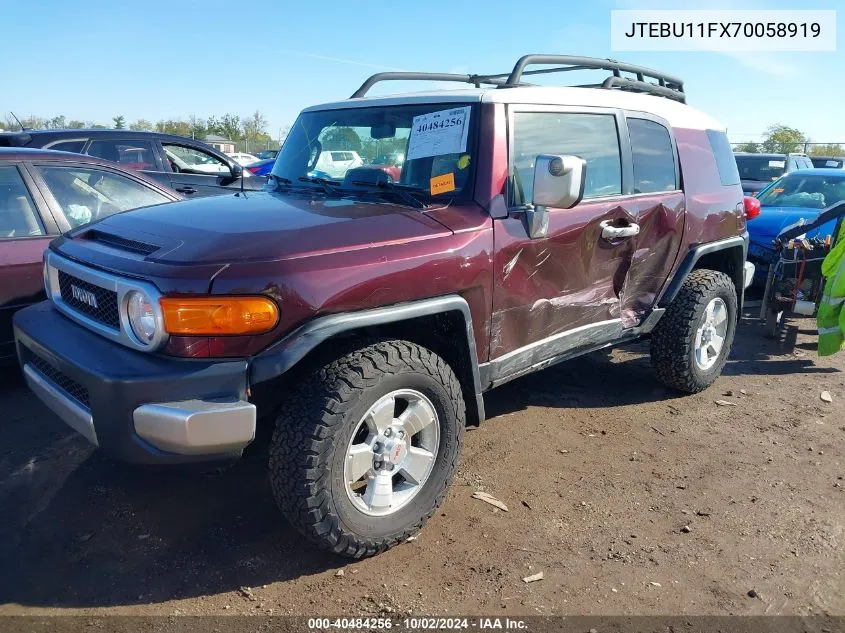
left=14, top=301, right=255, bottom=464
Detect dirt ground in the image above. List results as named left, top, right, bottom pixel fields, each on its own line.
left=0, top=311, right=842, bottom=617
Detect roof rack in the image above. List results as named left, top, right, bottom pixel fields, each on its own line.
left=350, top=72, right=523, bottom=99
left=351, top=54, right=686, bottom=103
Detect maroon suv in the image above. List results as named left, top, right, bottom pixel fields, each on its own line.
left=13, top=56, right=753, bottom=558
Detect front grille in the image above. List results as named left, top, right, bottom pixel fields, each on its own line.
left=58, top=270, right=120, bottom=329
left=27, top=353, right=91, bottom=409
left=86, top=230, right=159, bottom=255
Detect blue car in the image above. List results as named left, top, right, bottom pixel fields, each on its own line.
left=748, top=168, right=845, bottom=282
left=246, top=157, right=275, bottom=177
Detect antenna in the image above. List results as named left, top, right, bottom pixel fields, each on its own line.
left=10, top=112, right=27, bottom=131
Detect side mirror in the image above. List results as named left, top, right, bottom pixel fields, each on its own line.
left=230, top=163, right=244, bottom=179
left=520, top=154, right=586, bottom=239
left=532, top=154, right=586, bottom=209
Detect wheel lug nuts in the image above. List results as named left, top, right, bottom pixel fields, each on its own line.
left=374, top=461, right=383, bottom=470
left=372, top=442, right=382, bottom=453
left=398, top=430, right=405, bottom=439
left=384, top=428, right=392, bottom=437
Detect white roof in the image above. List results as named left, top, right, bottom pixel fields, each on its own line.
left=303, top=86, right=725, bottom=132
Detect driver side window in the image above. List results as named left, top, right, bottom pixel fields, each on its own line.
left=511, top=112, right=622, bottom=206
left=162, top=143, right=229, bottom=175
left=38, top=166, right=171, bottom=229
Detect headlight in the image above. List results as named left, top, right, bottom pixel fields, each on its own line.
left=127, top=290, right=158, bottom=344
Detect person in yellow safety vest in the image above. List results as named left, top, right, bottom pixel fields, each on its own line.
left=818, top=226, right=845, bottom=356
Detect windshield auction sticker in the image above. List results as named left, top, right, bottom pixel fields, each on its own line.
left=407, top=107, right=471, bottom=161
left=611, top=10, right=835, bottom=51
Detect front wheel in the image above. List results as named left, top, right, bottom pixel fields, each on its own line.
left=650, top=269, right=738, bottom=393
left=269, top=340, right=465, bottom=558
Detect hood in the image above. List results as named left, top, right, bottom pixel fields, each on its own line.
left=748, top=205, right=837, bottom=248
left=74, top=191, right=454, bottom=265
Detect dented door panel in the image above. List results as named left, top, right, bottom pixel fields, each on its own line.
left=490, top=197, right=638, bottom=358
left=619, top=192, right=685, bottom=326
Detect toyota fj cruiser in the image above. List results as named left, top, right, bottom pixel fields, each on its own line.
left=14, top=55, right=754, bottom=558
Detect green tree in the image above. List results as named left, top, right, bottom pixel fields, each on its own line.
left=112, top=115, right=126, bottom=129
left=321, top=127, right=362, bottom=152
left=48, top=115, right=67, bottom=129
left=205, top=115, right=220, bottom=137
left=67, top=120, right=86, bottom=129
left=243, top=110, right=268, bottom=142
left=807, top=143, right=844, bottom=157
left=761, top=125, right=807, bottom=154
left=218, top=113, right=242, bottom=141
left=188, top=115, right=206, bottom=139
left=21, top=115, right=47, bottom=129
left=733, top=141, right=759, bottom=153
left=129, top=119, right=153, bottom=131
left=155, top=119, right=191, bottom=137
left=242, top=110, right=270, bottom=151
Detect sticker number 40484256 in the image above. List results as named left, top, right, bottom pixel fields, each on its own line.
left=407, top=106, right=471, bottom=161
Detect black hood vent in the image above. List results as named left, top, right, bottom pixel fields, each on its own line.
left=84, top=229, right=160, bottom=255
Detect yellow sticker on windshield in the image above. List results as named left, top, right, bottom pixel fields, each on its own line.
left=430, top=173, right=456, bottom=195
left=457, top=154, right=471, bottom=170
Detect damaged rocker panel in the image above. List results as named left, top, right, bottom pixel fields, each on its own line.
left=479, top=308, right=665, bottom=390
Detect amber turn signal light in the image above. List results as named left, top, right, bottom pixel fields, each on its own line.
left=160, top=296, right=279, bottom=335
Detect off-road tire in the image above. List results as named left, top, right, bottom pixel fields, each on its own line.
left=269, top=340, right=465, bottom=558
left=650, top=269, right=737, bottom=393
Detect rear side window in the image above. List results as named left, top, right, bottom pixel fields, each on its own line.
left=87, top=139, right=158, bottom=171
left=48, top=140, right=86, bottom=154
left=627, top=118, right=677, bottom=193
left=0, top=165, right=44, bottom=237
left=706, top=130, right=741, bottom=186
left=512, top=112, right=622, bottom=204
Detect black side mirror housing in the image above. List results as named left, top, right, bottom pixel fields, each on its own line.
left=230, top=163, right=243, bottom=179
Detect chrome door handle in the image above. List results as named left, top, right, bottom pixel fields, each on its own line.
left=600, top=220, right=640, bottom=240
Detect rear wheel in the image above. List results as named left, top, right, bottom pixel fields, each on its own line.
left=650, top=269, right=737, bottom=393
left=269, top=340, right=465, bottom=558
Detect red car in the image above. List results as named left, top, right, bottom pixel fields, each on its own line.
left=370, top=152, right=404, bottom=181
left=0, top=148, right=180, bottom=361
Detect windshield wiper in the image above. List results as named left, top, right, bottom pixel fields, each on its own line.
left=349, top=180, right=427, bottom=209
left=298, top=176, right=342, bottom=192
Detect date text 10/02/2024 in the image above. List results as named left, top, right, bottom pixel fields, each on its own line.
left=308, top=617, right=529, bottom=630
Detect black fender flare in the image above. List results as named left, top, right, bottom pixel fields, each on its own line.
left=658, top=233, right=749, bottom=310
left=248, top=295, right=485, bottom=423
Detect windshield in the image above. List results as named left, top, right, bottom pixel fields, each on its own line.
left=757, top=173, right=845, bottom=209
left=735, top=155, right=786, bottom=182
left=271, top=103, right=477, bottom=204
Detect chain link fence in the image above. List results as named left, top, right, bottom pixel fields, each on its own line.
left=731, top=142, right=845, bottom=155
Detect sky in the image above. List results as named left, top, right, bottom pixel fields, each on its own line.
left=1, top=0, right=842, bottom=144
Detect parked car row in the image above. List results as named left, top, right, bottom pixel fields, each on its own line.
left=0, top=130, right=266, bottom=196
left=734, top=152, right=845, bottom=284
left=0, top=148, right=180, bottom=360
